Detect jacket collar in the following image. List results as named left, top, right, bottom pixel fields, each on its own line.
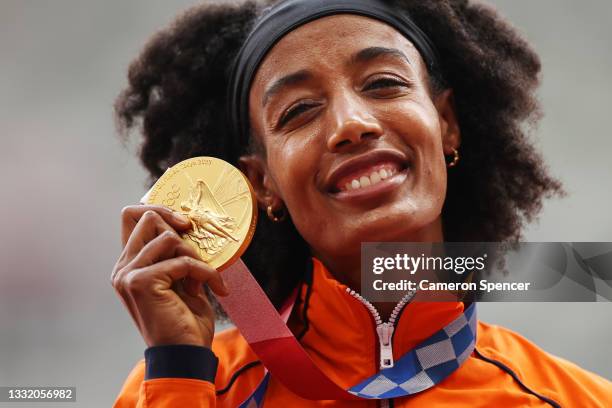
left=288, top=257, right=465, bottom=388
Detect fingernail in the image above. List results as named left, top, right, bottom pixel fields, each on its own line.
left=173, top=212, right=189, bottom=224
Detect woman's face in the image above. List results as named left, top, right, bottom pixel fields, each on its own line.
left=243, top=14, right=459, bottom=270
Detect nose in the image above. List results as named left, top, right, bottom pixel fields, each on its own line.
left=326, top=94, right=383, bottom=152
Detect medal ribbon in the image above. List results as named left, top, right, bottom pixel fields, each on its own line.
left=218, top=260, right=477, bottom=405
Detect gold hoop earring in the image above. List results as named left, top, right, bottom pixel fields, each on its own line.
left=447, top=148, right=460, bottom=168
left=266, top=205, right=287, bottom=223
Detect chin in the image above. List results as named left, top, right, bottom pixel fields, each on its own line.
left=332, top=208, right=440, bottom=252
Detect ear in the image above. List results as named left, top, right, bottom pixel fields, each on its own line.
left=238, top=154, right=284, bottom=211
left=434, top=89, right=461, bottom=155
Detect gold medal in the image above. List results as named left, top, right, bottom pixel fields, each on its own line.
left=143, top=157, right=257, bottom=271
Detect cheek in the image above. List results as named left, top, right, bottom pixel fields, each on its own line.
left=266, top=141, right=335, bottom=245
left=388, top=100, right=448, bottom=199
left=266, top=140, right=321, bottom=210
left=387, top=99, right=445, bottom=161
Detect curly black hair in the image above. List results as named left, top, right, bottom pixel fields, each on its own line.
left=115, top=0, right=563, bottom=311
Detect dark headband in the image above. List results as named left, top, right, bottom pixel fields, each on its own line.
left=226, top=0, right=441, bottom=152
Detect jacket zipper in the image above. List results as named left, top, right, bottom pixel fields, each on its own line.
left=345, top=287, right=415, bottom=369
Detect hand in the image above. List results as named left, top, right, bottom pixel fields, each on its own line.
left=111, top=205, right=229, bottom=348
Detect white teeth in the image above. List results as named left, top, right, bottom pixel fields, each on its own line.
left=341, top=167, right=401, bottom=192
left=370, top=171, right=381, bottom=184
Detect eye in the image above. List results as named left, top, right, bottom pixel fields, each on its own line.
left=278, top=101, right=319, bottom=128
left=363, top=76, right=409, bottom=92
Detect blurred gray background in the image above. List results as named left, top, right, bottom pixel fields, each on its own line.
left=0, top=0, right=610, bottom=407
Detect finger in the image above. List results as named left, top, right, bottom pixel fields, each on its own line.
left=123, top=210, right=184, bottom=262
left=183, top=276, right=203, bottom=298
left=174, top=280, right=214, bottom=319
left=129, top=230, right=202, bottom=270
left=121, top=205, right=191, bottom=247
left=130, top=256, right=229, bottom=297
left=113, top=211, right=176, bottom=278
left=114, top=229, right=197, bottom=285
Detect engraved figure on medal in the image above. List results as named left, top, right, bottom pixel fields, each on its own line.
left=180, top=179, right=239, bottom=256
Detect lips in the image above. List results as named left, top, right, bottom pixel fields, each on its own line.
left=325, top=149, right=410, bottom=194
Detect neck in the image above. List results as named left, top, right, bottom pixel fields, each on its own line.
left=314, top=218, right=445, bottom=320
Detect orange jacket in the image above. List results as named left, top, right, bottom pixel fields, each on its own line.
left=114, top=258, right=612, bottom=407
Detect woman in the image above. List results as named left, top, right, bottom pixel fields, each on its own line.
left=111, top=0, right=612, bottom=406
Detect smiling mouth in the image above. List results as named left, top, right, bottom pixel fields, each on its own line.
left=335, top=163, right=403, bottom=193
left=325, top=150, right=411, bottom=200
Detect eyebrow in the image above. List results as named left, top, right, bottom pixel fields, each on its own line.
left=351, top=46, right=411, bottom=66
left=262, top=69, right=312, bottom=107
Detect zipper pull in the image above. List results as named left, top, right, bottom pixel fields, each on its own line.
left=376, top=322, right=394, bottom=369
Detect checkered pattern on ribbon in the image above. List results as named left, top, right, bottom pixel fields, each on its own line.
left=238, top=304, right=477, bottom=405
left=348, top=303, right=477, bottom=399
